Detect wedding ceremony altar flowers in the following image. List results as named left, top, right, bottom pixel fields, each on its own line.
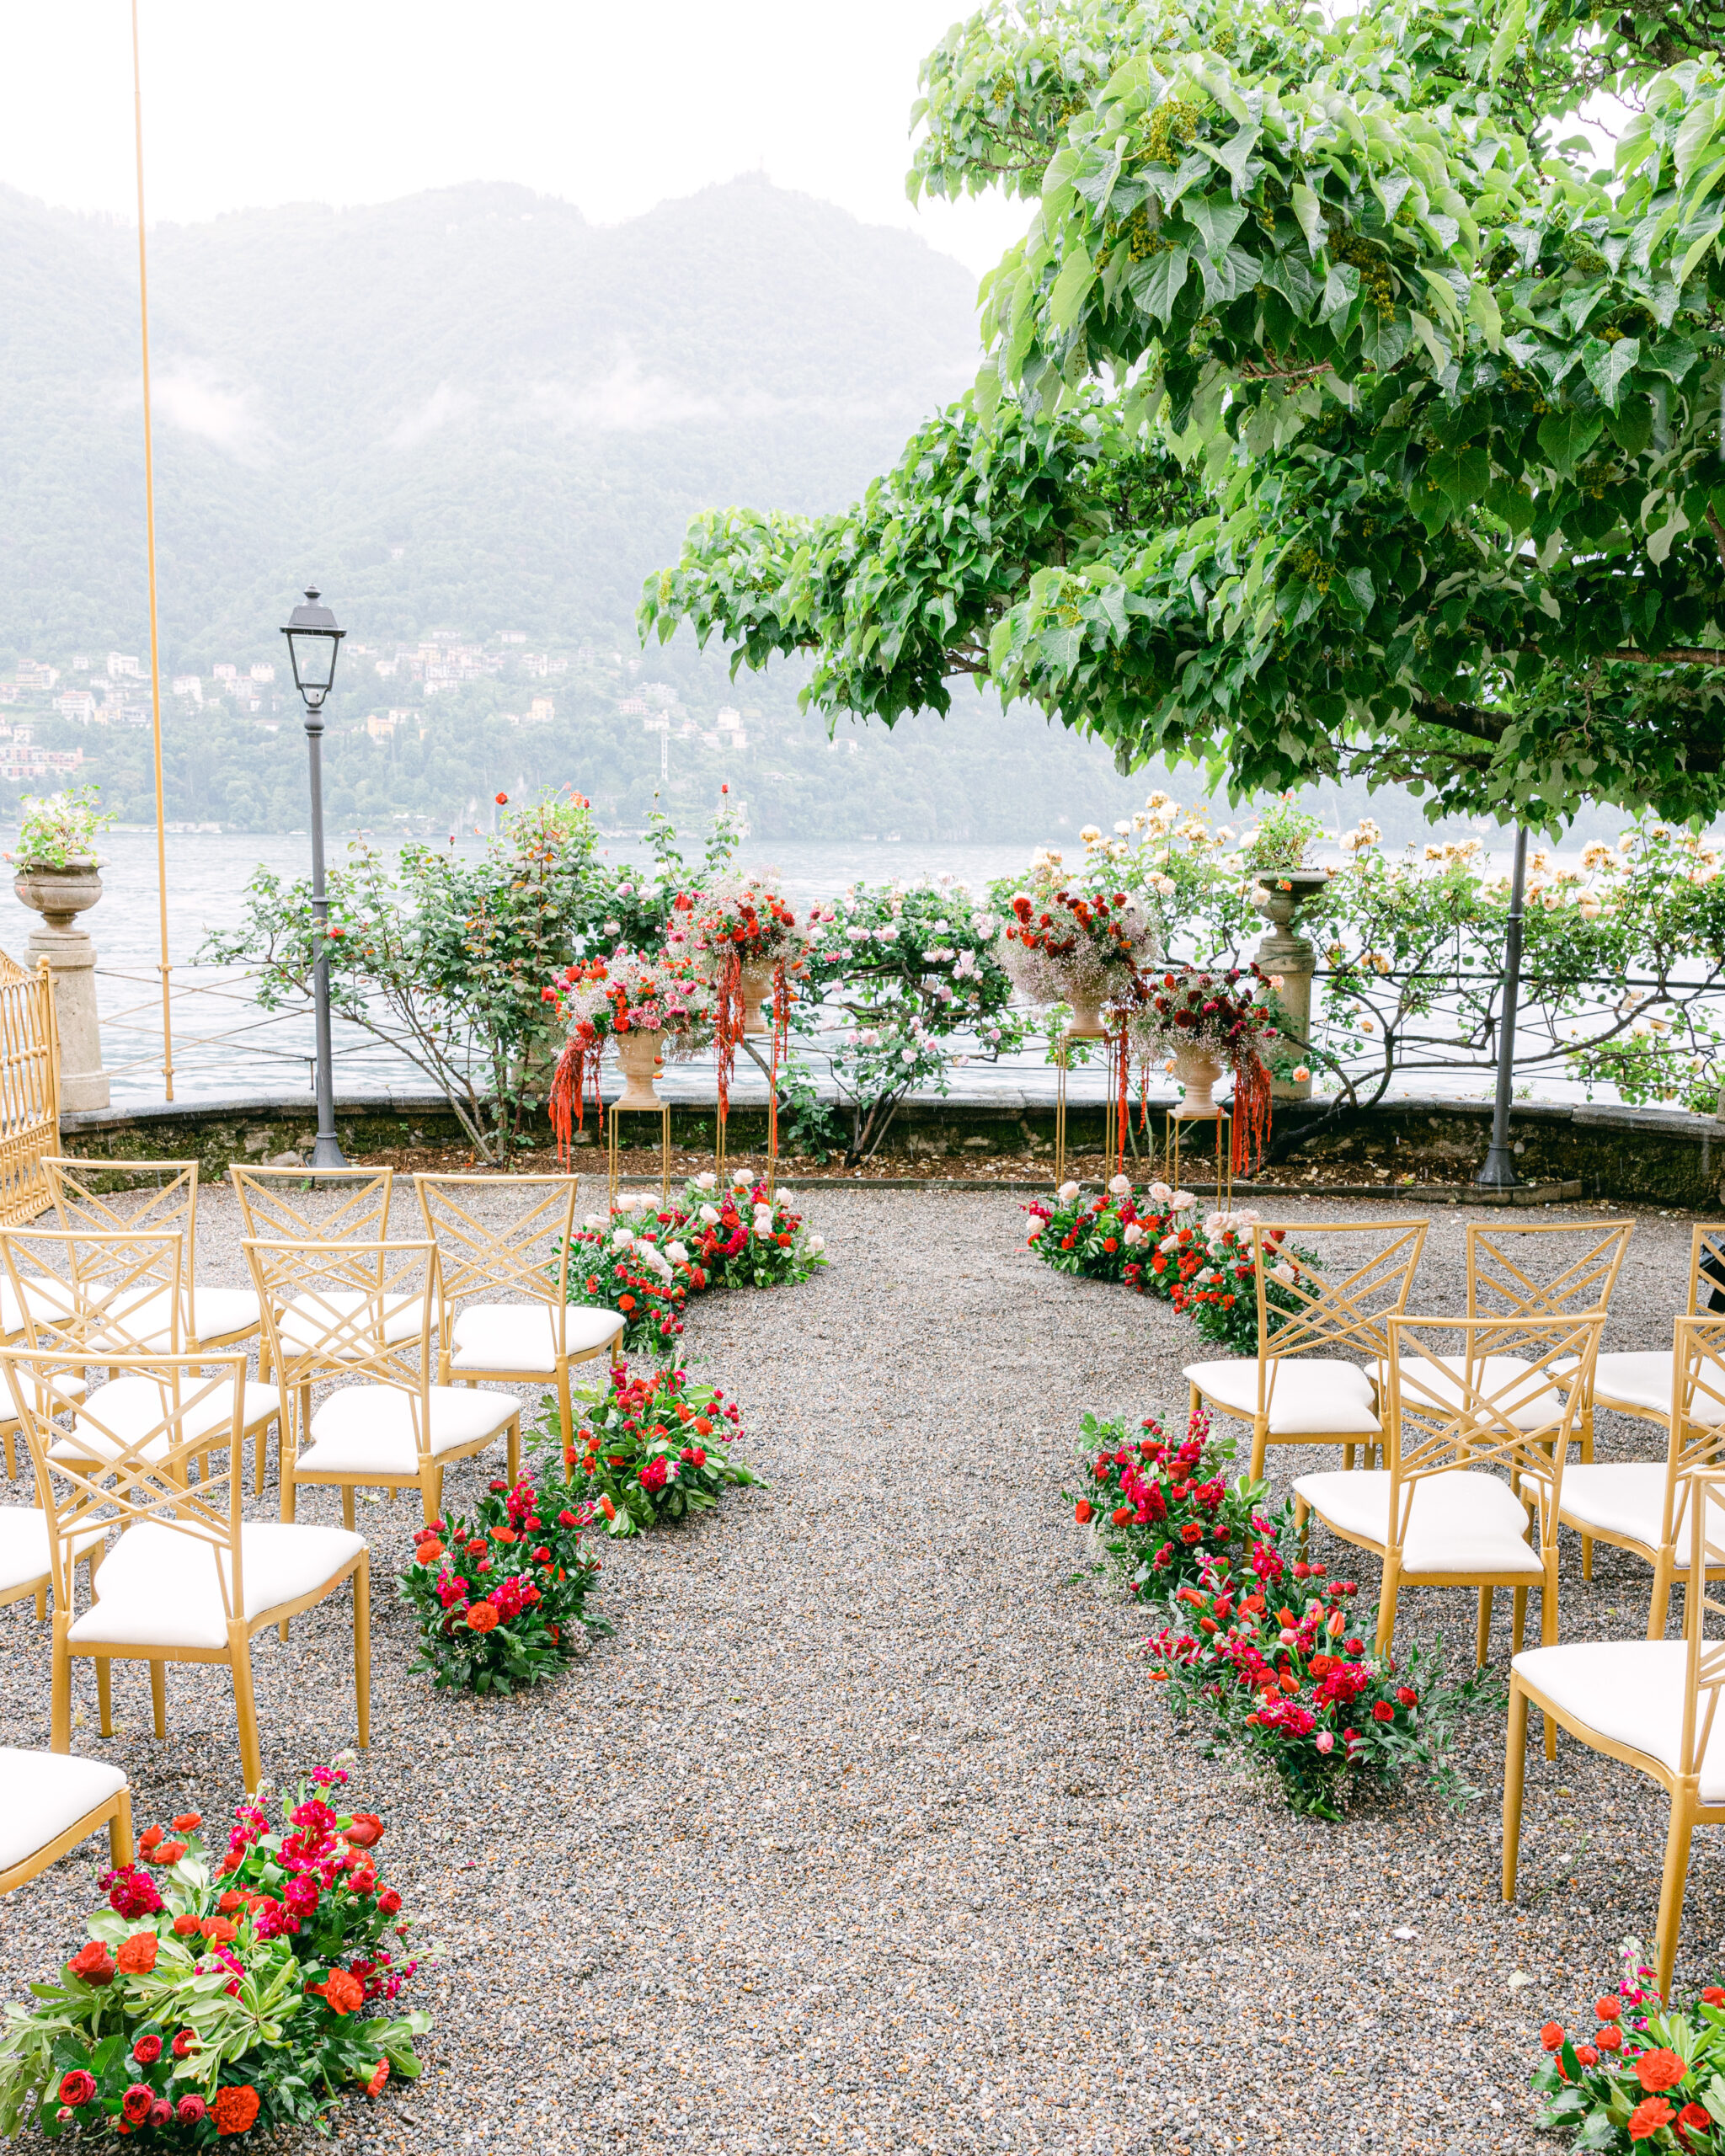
left=536, top=1363, right=762, bottom=1536
left=400, top=1475, right=609, bottom=1693
left=563, top=1193, right=703, bottom=1358
left=1145, top=1534, right=1496, bottom=1819
left=546, top=947, right=717, bottom=1145
left=991, top=850, right=1153, bottom=1034
left=0, top=1769, right=428, bottom=2143
left=1531, top=1940, right=1725, bottom=2153
left=1065, top=1405, right=1263, bottom=1600
left=1130, top=963, right=1279, bottom=1170
left=679, top=1171, right=825, bottom=1289
left=1024, top=1175, right=1184, bottom=1288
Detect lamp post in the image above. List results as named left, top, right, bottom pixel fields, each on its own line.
left=1475, top=825, right=1529, bottom=1189
left=281, top=585, right=347, bottom=1169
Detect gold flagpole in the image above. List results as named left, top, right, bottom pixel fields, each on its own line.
left=131, top=0, right=174, bottom=1100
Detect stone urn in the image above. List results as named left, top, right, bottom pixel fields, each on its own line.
left=1253, top=865, right=1332, bottom=1102
left=740, top=960, right=777, bottom=1036
left=1171, top=1046, right=1225, bottom=1120
left=611, top=1027, right=664, bottom=1109
left=1062, top=991, right=1109, bottom=1041
left=13, top=857, right=109, bottom=1112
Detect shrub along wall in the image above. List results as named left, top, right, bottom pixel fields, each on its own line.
left=55, top=1091, right=1725, bottom=1208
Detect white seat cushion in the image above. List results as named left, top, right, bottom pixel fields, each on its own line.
left=1391, top=1353, right=1570, bottom=1433
left=1186, top=1358, right=1381, bottom=1435
left=298, top=1383, right=521, bottom=1477
left=1295, top=1467, right=1545, bottom=1575
left=0, top=1747, right=128, bottom=1873
left=0, top=1373, right=87, bottom=1430
left=448, top=1302, right=623, bottom=1373
left=100, top=1285, right=264, bottom=1351
left=55, top=1379, right=279, bottom=1465
left=1514, top=1641, right=1725, bottom=1804
left=66, top=1519, right=365, bottom=1651
left=275, top=1289, right=427, bottom=1359
left=0, top=1505, right=103, bottom=1598
left=1557, top=1463, right=1725, bottom=1566
left=188, top=1287, right=262, bottom=1342
left=0, top=1276, right=78, bottom=1338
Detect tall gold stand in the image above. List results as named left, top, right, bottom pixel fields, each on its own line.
left=608, top=1100, right=671, bottom=1213
left=713, top=1053, right=778, bottom=1203
left=1052, top=1036, right=1124, bottom=1191
left=1163, top=1108, right=1232, bottom=1207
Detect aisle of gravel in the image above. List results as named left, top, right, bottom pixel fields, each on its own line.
left=0, top=1185, right=1712, bottom=2156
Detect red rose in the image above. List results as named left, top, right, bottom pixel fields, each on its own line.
left=211, top=2084, right=260, bottom=2136
left=58, top=2073, right=96, bottom=2108
left=152, top=1841, right=187, bottom=1865
left=1575, top=2045, right=1599, bottom=2066
left=1396, top=1686, right=1418, bottom=1707
left=132, top=2034, right=163, bottom=2064
left=1680, top=2103, right=1713, bottom=2132
left=1179, top=1523, right=1204, bottom=1544
left=1636, top=2050, right=1687, bottom=2094
left=67, top=1942, right=115, bottom=1988
left=1540, top=2022, right=1566, bottom=2053
left=177, top=2096, right=207, bottom=2126
left=365, top=2061, right=390, bottom=2099
left=1371, top=1700, right=1396, bottom=1722
left=1627, top=2097, right=1674, bottom=2140
left=171, top=1812, right=201, bottom=1831
left=378, top=1890, right=402, bottom=1915
left=343, top=1812, right=384, bottom=1849
left=1074, top=1500, right=1092, bottom=1524
left=172, top=1913, right=201, bottom=1937
left=1599, top=2026, right=1624, bottom=2052
left=1702, top=1988, right=1725, bottom=2007
left=116, top=1933, right=159, bottom=1975
left=172, top=2031, right=200, bottom=2059
left=121, top=2085, right=155, bottom=2127
left=315, top=1969, right=366, bottom=2015
left=1597, top=1998, right=1623, bottom=2020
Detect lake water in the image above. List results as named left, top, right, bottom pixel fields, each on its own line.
left=17, top=829, right=1647, bottom=1115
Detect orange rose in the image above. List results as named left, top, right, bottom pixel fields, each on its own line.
left=211, top=2085, right=260, bottom=2137
left=171, top=1914, right=200, bottom=1938
left=171, top=1812, right=201, bottom=1832
left=465, top=1602, right=499, bottom=1633
left=152, top=1840, right=187, bottom=1865
left=490, top=1526, right=517, bottom=1545
left=199, top=1917, right=237, bottom=1945
left=115, top=1933, right=158, bottom=1975
left=1636, top=2050, right=1687, bottom=2094
left=415, top=1539, right=445, bottom=1565
left=1627, top=2096, right=1674, bottom=2141
left=315, top=1970, right=366, bottom=2015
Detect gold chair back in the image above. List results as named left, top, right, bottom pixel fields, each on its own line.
left=413, top=1172, right=577, bottom=1327
left=1679, top=1467, right=1725, bottom=1781
left=1247, top=1217, right=1427, bottom=1395
left=230, top=1165, right=394, bottom=1246
left=243, top=1236, right=437, bottom=1455
left=1464, top=1218, right=1633, bottom=1323
left=1385, top=1313, right=1604, bottom=1550
left=0, top=1227, right=185, bottom=1357
left=1688, top=1225, right=1725, bottom=1317
left=3, top=1347, right=249, bottom=1614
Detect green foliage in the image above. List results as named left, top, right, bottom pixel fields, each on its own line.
left=649, top=0, right=1725, bottom=831
left=532, top=1364, right=763, bottom=1536
left=10, top=784, right=114, bottom=868
left=398, top=1474, right=609, bottom=1694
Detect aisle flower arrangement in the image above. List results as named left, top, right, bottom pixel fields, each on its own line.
left=1024, top=1176, right=1187, bottom=1289
left=533, top=1364, right=763, bottom=1536
left=400, top=1476, right=609, bottom=1693
left=680, top=1171, right=826, bottom=1289
left=1167, top=1215, right=1321, bottom=1357
left=563, top=1198, right=702, bottom=1358
left=1064, top=1406, right=1264, bottom=1599
left=0, top=1769, right=428, bottom=2142
left=1144, top=1533, right=1498, bottom=1818
left=545, top=947, right=717, bottom=1147
left=1532, top=1941, right=1725, bottom=2151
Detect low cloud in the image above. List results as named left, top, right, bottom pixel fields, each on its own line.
left=386, top=382, right=474, bottom=450
left=110, top=365, right=269, bottom=462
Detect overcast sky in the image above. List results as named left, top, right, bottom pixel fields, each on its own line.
left=2, top=0, right=1030, bottom=278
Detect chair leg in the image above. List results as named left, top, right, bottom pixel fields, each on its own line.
left=1249, top=1418, right=1268, bottom=1485
left=1654, top=1796, right=1696, bottom=2004
left=1649, top=1552, right=1675, bottom=1641
left=341, top=1484, right=355, bottom=1532
left=1512, top=1586, right=1528, bottom=1656
left=253, top=1412, right=271, bottom=1497
left=353, top=1555, right=371, bottom=1750
left=149, top=1660, right=167, bottom=1739
left=430, top=1465, right=444, bottom=1523
left=2, top=1422, right=13, bottom=1478
left=556, top=1363, right=574, bottom=1461
left=230, top=1629, right=263, bottom=1796
left=35, top=1584, right=45, bottom=1622
left=50, top=1621, right=72, bottom=1751
left=1477, top=1586, right=1493, bottom=1668
left=1502, top=1680, right=1530, bottom=1902
left=1293, top=1493, right=1310, bottom=1559
left=1343, top=1443, right=1354, bottom=1473
left=1375, top=1560, right=1400, bottom=1657
left=109, top=1787, right=134, bottom=1868
left=1542, top=1564, right=1558, bottom=1760
left=1581, top=1409, right=1594, bottom=1582
left=96, top=1657, right=113, bottom=1738
left=506, top=1415, right=521, bottom=1486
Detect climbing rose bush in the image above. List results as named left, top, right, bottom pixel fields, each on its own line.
left=399, top=1476, right=609, bottom=1694
left=0, top=1769, right=427, bottom=2142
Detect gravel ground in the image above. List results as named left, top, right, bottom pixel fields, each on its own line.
left=0, top=1184, right=1713, bottom=2154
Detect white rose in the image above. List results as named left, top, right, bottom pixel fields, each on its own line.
left=666, top=1241, right=688, bottom=1265
left=1149, top=1182, right=1172, bottom=1203
left=1108, top=1173, right=1130, bottom=1195
left=583, top=1213, right=605, bottom=1230
left=808, top=1235, right=825, bottom=1254
left=611, top=1229, right=634, bottom=1250
left=1172, top=1191, right=1197, bottom=1210
left=1273, top=1260, right=1296, bottom=1284
left=695, top=1171, right=717, bottom=1192
left=699, top=1204, right=719, bottom=1225
left=1124, top=1225, right=1143, bottom=1246
left=1058, top=1181, right=1080, bottom=1203
left=732, top=1168, right=753, bottom=1187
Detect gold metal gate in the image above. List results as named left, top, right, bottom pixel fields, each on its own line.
left=0, top=953, right=61, bottom=1225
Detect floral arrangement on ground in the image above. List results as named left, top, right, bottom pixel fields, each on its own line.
left=1533, top=1940, right=1725, bottom=2152
left=1142, top=1527, right=1500, bottom=1818
left=532, top=1363, right=762, bottom=1536
left=0, top=1764, right=427, bottom=2143
left=400, top=1474, right=609, bottom=1693
left=1025, top=1178, right=1321, bottom=1354
left=1064, top=1405, right=1265, bottom=1601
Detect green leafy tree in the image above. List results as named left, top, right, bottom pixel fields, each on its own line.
left=644, top=0, right=1725, bottom=830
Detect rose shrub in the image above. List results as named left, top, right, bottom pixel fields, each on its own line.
left=0, top=1769, right=426, bottom=2143
left=398, top=1475, right=609, bottom=1694
left=534, top=1364, right=762, bottom=1537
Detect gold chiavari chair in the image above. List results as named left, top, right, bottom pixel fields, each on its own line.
left=414, top=1173, right=624, bottom=1456
left=1295, top=1313, right=1604, bottom=1669
left=0, top=1749, right=131, bottom=1894
left=0, top=1227, right=280, bottom=1492
left=1504, top=1465, right=1725, bottom=2002
left=6, top=1347, right=368, bottom=1792
left=1551, top=1223, right=1725, bottom=1441
left=1185, top=1219, right=1428, bottom=1481
left=248, top=1238, right=523, bottom=1531
left=45, top=1155, right=262, bottom=1353
left=1557, top=1316, right=1725, bottom=1637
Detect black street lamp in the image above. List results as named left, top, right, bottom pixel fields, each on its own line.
left=1476, top=825, right=1529, bottom=1190
left=281, top=584, right=347, bottom=1169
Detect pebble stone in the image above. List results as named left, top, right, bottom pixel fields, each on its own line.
left=0, top=1182, right=1712, bottom=2153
